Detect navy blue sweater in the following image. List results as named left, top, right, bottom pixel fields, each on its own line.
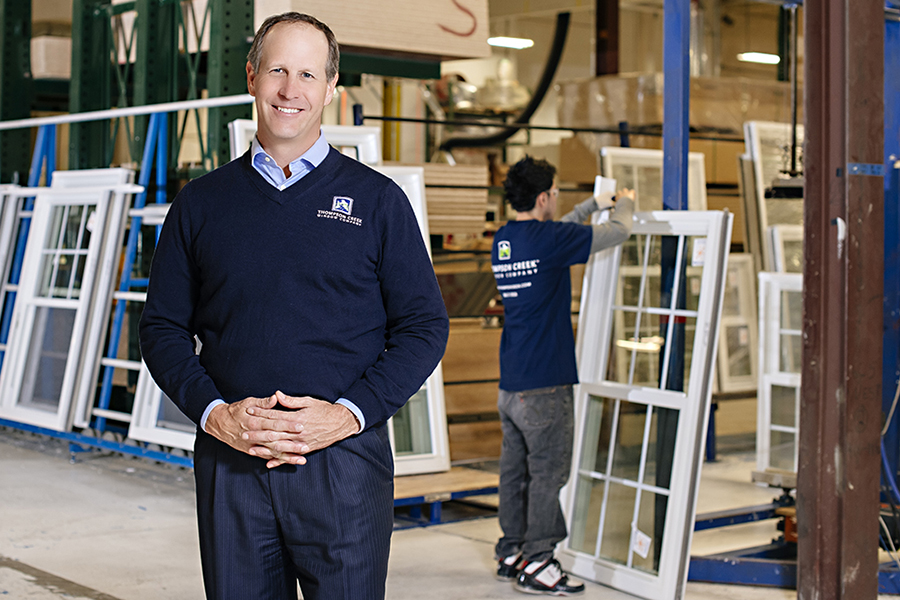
left=139, top=148, right=449, bottom=429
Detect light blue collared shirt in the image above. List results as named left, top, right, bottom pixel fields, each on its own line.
left=200, top=131, right=366, bottom=434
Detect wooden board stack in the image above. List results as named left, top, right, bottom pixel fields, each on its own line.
left=256, top=0, right=490, bottom=61
left=395, top=162, right=490, bottom=235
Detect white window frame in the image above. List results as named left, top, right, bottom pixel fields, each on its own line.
left=600, top=147, right=708, bottom=212
left=715, top=253, right=758, bottom=394
left=768, top=224, right=804, bottom=274
left=756, top=272, right=803, bottom=474
left=561, top=210, right=732, bottom=600
left=75, top=200, right=169, bottom=430
left=0, top=184, right=141, bottom=431
left=743, top=121, right=805, bottom=271
left=0, top=185, right=26, bottom=370
left=228, top=119, right=382, bottom=165
left=50, top=170, right=139, bottom=429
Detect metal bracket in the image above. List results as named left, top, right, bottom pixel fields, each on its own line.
left=848, top=162, right=886, bottom=176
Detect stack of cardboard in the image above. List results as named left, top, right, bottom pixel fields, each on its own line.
left=31, top=1, right=73, bottom=80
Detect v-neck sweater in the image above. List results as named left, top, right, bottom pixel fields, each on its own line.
left=139, top=148, right=449, bottom=429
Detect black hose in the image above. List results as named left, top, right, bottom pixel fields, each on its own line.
left=438, top=11, right=571, bottom=152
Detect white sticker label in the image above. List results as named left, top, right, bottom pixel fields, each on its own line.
left=739, top=326, right=749, bottom=346
left=86, top=210, right=97, bottom=233
left=633, top=528, right=652, bottom=559
left=691, top=238, right=707, bottom=267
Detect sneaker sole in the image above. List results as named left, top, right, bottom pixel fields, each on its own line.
left=514, top=583, right=583, bottom=596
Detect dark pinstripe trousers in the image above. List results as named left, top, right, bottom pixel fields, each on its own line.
left=193, top=424, right=395, bottom=600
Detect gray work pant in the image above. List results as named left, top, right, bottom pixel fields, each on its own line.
left=494, top=385, right=574, bottom=563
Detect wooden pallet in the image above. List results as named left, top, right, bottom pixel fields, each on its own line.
left=394, top=466, right=498, bottom=526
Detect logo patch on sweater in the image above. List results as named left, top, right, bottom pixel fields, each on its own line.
left=317, top=196, right=362, bottom=226
left=498, top=241, right=511, bottom=260
left=332, top=196, right=353, bottom=215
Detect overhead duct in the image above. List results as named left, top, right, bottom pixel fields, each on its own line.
left=438, top=11, right=570, bottom=154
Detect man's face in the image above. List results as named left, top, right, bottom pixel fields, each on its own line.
left=246, top=22, right=337, bottom=157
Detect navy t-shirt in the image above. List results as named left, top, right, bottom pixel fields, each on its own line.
left=491, top=220, right=593, bottom=392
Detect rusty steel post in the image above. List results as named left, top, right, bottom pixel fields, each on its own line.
left=798, top=1, right=884, bottom=599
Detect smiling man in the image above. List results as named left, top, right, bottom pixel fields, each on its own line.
left=139, top=12, right=449, bottom=600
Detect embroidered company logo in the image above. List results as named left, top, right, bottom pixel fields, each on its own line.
left=498, top=241, right=511, bottom=260
left=317, top=196, right=363, bottom=227
left=332, top=196, right=353, bottom=216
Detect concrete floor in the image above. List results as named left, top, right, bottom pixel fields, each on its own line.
left=0, top=426, right=884, bottom=599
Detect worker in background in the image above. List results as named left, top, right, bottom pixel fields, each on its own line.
left=491, top=156, right=634, bottom=595
left=139, top=12, right=448, bottom=600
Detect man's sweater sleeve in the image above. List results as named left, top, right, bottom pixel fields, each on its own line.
left=590, top=196, right=634, bottom=253
left=139, top=191, right=222, bottom=426
left=339, top=184, right=450, bottom=429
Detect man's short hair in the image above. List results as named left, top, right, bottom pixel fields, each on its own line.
left=504, top=156, right=556, bottom=213
left=248, top=12, right=340, bottom=82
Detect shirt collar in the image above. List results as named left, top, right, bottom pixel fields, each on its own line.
left=250, top=131, right=330, bottom=171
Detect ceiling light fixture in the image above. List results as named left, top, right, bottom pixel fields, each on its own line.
left=737, top=52, right=781, bottom=65
left=488, top=36, right=535, bottom=50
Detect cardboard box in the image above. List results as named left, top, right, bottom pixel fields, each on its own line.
left=31, top=36, right=71, bottom=80
left=558, top=136, right=599, bottom=184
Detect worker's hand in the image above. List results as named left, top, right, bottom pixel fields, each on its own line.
left=616, top=188, right=636, bottom=202
left=240, top=391, right=361, bottom=469
left=593, top=189, right=616, bottom=211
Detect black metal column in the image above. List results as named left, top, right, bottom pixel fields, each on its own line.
left=69, top=0, right=110, bottom=169
left=0, top=0, right=33, bottom=182
left=207, top=0, right=253, bottom=168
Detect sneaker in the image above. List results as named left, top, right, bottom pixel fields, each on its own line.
left=515, top=558, right=585, bottom=596
left=496, top=552, right=524, bottom=581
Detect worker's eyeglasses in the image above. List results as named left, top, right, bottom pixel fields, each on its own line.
left=546, top=187, right=559, bottom=198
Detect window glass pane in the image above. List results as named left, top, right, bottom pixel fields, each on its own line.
left=609, top=309, right=661, bottom=386
left=599, top=483, right=637, bottom=566
left=64, top=205, right=85, bottom=249
left=634, top=490, right=668, bottom=575
left=392, top=387, right=433, bottom=456
left=612, top=165, right=635, bottom=192
left=48, top=206, right=65, bottom=250
left=38, top=253, right=56, bottom=297
left=782, top=290, right=803, bottom=330
left=634, top=166, right=661, bottom=212
left=644, top=406, right=679, bottom=489
left=770, top=384, right=797, bottom=428
left=725, top=325, right=752, bottom=377
left=580, top=395, right=614, bottom=473
left=611, top=402, right=647, bottom=481
left=72, top=254, right=86, bottom=296
left=770, top=430, right=796, bottom=471
left=157, top=393, right=194, bottom=433
left=783, top=240, right=803, bottom=273
left=52, top=254, right=73, bottom=298
left=722, top=265, right=742, bottom=317
left=18, top=306, right=76, bottom=411
left=780, top=333, right=802, bottom=374
left=569, top=476, right=605, bottom=555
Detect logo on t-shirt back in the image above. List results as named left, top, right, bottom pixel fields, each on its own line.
left=498, top=241, right=511, bottom=260
left=332, top=196, right=353, bottom=215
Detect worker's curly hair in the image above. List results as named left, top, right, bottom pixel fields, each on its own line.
left=503, top=156, right=556, bottom=213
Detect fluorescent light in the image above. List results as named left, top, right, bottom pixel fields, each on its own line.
left=737, top=52, right=781, bottom=65
left=488, top=36, right=535, bottom=50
